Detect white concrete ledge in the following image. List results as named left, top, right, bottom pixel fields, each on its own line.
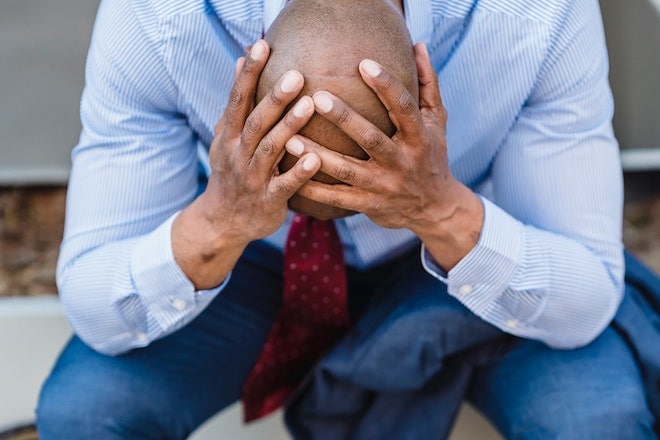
left=0, top=296, right=72, bottom=432
left=620, top=148, right=660, bottom=172
left=0, top=167, right=70, bottom=186
left=0, top=296, right=500, bottom=439
left=651, top=0, right=660, bottom=13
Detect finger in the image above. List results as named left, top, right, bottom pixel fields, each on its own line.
left=250, top=96, right=314, bottom=173
left=234, top=56, right=246, bottom=81
left=213, top=57, right=247, bottom=137
left=312, top=91, right=397, bottom=163
left=413, top=43, right=446, bottom=123
left=358, top=59, right=424, bottom=136
left=296, top=179, right=365, bottom=213
left=240, top=69, right=304, bottom=158
left=223, top=40, right=270, bottom=138
left=285, top=135, right=374, bottom=188
left=269, top=153, right=321, bottom=203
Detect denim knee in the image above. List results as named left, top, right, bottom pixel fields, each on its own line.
left=508, top=392, right=656, bottom=439
left=35, top=337, right=196, bottom=440
left=36, top=369, right=179, bottom=440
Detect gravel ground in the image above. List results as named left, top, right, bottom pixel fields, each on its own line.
left=0, top=186, right=64, bottom=296
left=1, top=180, right=659, bottom=297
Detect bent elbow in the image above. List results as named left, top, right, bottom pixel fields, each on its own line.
left=545, top=285, right=623, bottom=350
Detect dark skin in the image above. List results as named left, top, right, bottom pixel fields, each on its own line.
left=172, top=42, right=322, bottom=289
left=171, top=4, right=483, bottom=290
left=257, top=0, right=418, bottom=220
left=290, top=46, right=484, bottom=269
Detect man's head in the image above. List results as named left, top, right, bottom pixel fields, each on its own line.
left=257, top=0, right=418, bottom=219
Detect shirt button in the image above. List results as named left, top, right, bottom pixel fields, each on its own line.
left=172, top=298, right=187, bottom=311
left=458, top=284, right=473, bottom=295
left=506, top=319, right=518, bottom=329
left=135, top=332, right=148, bottom=342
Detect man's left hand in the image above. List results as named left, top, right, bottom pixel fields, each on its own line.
left=285, top=43, right=484, bottom=269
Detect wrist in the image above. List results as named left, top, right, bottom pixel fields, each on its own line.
left=414, top=181, right=484, bottom=271
left=192, top=191, right=253, bottom=250
left=171, top=194, right=249, bottom=290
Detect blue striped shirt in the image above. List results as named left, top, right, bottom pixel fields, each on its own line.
left=58, top=0, right=625, bottom=355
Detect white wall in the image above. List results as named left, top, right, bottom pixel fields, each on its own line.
left=0, top=0, right=98, bottom=184
left=1, top=0, right=659, bottom=184
left=600, top=0, right=660, bottom=150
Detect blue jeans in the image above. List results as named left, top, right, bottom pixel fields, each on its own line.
left=36, top=242, right=655, bottom=439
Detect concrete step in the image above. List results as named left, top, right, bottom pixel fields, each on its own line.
left=0, top=296, right=501, bottom=439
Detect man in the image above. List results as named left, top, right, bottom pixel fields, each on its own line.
left=37, top=0, right=656, bottom=438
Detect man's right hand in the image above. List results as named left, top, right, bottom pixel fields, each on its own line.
left=172, top=40, right=320, bottom=290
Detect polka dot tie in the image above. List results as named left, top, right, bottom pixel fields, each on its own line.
left=241, top=214, right=350, bottom=422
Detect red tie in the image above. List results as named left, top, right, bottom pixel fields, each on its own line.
left=242, top=214, right=350, bottom=422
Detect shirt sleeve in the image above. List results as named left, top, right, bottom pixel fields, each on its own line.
left=422, top=0, right=624, bottom=349
left=57, top=0, right=227, bottom=355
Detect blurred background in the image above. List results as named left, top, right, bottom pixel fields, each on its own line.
left=1, top=0, right=659, bottom=298
left=0, top=0, right=97, bottom=296
left=0, top=0, right=658, bottom=437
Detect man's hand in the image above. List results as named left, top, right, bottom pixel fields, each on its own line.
left=172, top=40, right=321, bottom=289
left=203, top=40, right=321, bottom=242
left=285, top=43, right=484, bottom=270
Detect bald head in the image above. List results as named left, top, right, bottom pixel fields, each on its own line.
left=257, top=0, right=418, bottom=218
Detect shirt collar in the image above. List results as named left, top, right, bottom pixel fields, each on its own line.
left=207, top=0, right=263, bottom=48
left=264, top=0, right=287, bottom=31
left=403, top=0, right=434, bottom=45
left=209, top=0, right=434, bottom=48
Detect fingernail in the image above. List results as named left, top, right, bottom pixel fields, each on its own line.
left=313, top=92, right=333, bottom=113
left=250, top=41, right=266, bottom=61
left=280, top=71, right=301, bottom=93
left=302, top=155, right=320, bottom=171
left=292, top=97, right=311, bottom=117
left=361, top=59, right=382, bottom=78
left=419, top=42, right=429, bottom=58
left=286, top=137, right=304, bottom=155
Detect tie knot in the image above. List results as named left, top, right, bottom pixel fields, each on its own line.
left=288, top=214, right=336, bottom=247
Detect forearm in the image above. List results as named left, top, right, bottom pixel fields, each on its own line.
left=58, top=214, right=225, bottom=356
left=57, top=0, right=253, bottom=355
left=171, top=192, right=249, bottom=290
left=412, top=180, right=484, bottom=271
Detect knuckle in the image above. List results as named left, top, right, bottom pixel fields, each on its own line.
left=361, top=171, right=376, bottom=188
left=242, top=115, right=262, bottom=138
left=335, top=164, right=356, bottom=182
left=258, top=135, right=278, bottom=157
left=335, top=107, right=352, bottom=126
left=273, top=178, right=293, bottom=196
left=280, top=112, right=299, bottom=131
left=327, top=193, right=343, bottom=208
left=383, top=177, right=401, bottom=194
left=438, top=107, right=448, bottom=123
left=213, top=118, right=225, bottom=136
left=267, top=89, right=285, bottom=107
left=229, top=88, right=245, bottom=107
left=361, top=129, right=385, bottom=151
left=381, top=74, right=398, bottom=92
left=242, top=58, right=258, bottom=75
left=433, top=76, right=441, bottom=93
left=212, top=133, right=227, bottom=153
left=369, top=198, right=386, bottom=213
left=397, top=94, right=418, bottom=118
